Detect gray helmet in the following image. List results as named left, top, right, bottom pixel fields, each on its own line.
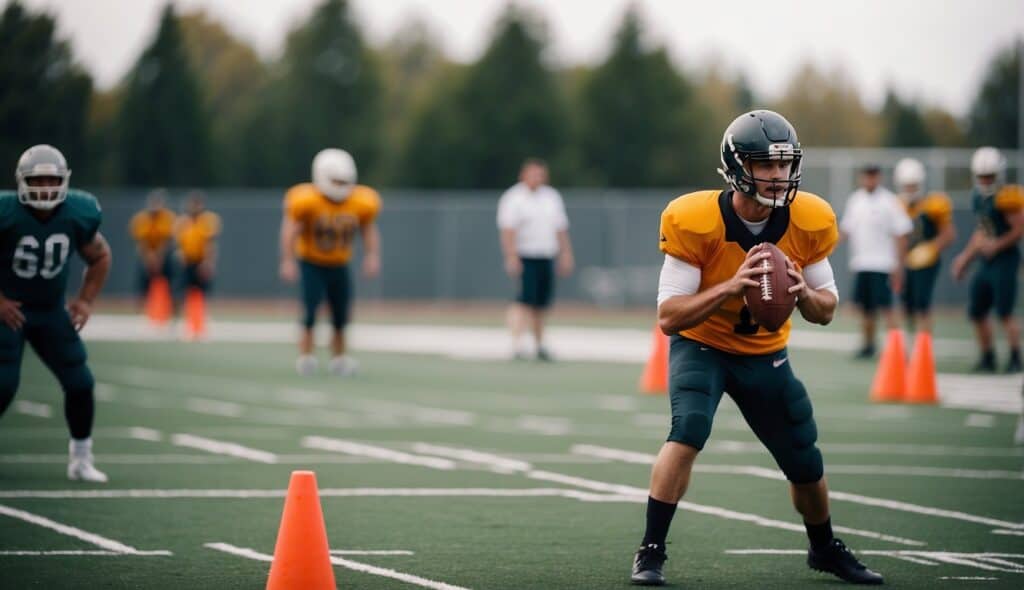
left=16, top=144, right=71, bottom=210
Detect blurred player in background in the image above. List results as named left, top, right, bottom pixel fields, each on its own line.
left=0, top=145, right=112, bottom=482
left=497, top=158, right=574, bottom=361
left=840, top=164, right=912, bottom=358
left=175, top=192, right=220, bottom=339
left=952, top=147, right=1024, bottom=373
left=279, top=149, right=381, bottom=376
left=129, top=189, right=176, bottom=308
left=893, top=158, right=955, bottom=333
left=632, top=111, right=882, bottom=586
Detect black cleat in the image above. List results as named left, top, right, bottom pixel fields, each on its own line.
left=1004, top=351, right=1022, bottom=373
left=536, top=347, right=554, bottom=362
left=853, top=345, right=875, bottom=360
left=973, top=351, right=997, bottom=373
left=630, top=544, right=667, bottom=586
left=808, top=538, right=884, bottom=585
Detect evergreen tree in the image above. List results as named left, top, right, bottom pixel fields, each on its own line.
left=967, top=41, right=1021, bottom=148
left=881, top=90, right=932, bottom=147
left=117, top=4, right=211, bottom=185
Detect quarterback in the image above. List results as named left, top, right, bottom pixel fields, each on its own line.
left=279, top=149, right=381, bottom=376
left=0, top=145, right=112, bottom=482
left=630, top=111, right=882, bottom=585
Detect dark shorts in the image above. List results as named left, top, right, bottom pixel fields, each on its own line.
left=968, top=251, right=1020, bottom=320
left=516, top=257, right=555, bottom=309
left=136, top=253, right=175, bottom=297
left=852, top=271, right=892, bottom=312
left=902, top=263, right=940, bottom=314
left=666, top=336, right=823, bottom=484
left=0, top=306, right=92, bottom=399
left=299, top=260, right=351, bottom=330
left=183, top=263, right=211, bottom=293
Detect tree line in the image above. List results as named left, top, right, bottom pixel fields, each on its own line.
left=0, top=0, right=1019, bottom=189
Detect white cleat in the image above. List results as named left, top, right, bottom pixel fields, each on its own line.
left=329, top=355, right=358, bottom=377
left=296, top=355, right=319, bottom=376
left=1014, top=415, right=1024, bottom=445
left=67, top=457, right=108, bottom=483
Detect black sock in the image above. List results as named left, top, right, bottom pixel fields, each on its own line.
left=805, top=518, right=834, bottom=549
left=1011, top=348, right=1021, bottom=361
left=64, top=387, right=95, bottom=440
left=641, top=497, right=677, bottom=548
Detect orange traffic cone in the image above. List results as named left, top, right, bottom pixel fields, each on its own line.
left=870, top=329, right=906, bottom=402
left=905, top=331, right=938, bottom=404
left=266, top=471, right=336, bottom=590
left=639, top=325, right=669, bottom=394
left=145, top=276, right=173, bottom=326
left=183, top=288, right=206, bottom=340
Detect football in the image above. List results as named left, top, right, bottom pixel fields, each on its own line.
left=743, top=242, right=798, bottom=332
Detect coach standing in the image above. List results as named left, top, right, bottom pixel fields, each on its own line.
left=497, top=158, right=574, bottom=361
left=840, top=164, right=913, bottom=358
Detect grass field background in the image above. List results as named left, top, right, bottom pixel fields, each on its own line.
left=0, top=305, right=1022, bottom=589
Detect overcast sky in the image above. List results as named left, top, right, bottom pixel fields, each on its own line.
left=12, top=0, right=1024, bottom=116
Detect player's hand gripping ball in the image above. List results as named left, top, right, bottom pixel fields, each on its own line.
left=743, top=243, right=798, bottom=332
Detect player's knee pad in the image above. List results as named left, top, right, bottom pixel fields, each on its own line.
left=668, top=410, right=712, bottom=450
left=776, top=378, right=823, bottom=483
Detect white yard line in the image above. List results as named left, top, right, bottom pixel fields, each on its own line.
left=411, top=443, right=532, bottom=473
left=0, top=550, right=123, bottom=556
left=993, top=529, right=1024, bottom=536
left=709, top=440, right=1024, bottom=457
left=0, top=504, right=171, bottom=556
left=185, top=398, right=245, bottom=418
left=0, top=488, right=600, bottom=500
left=170, top=434, right=278, bottom=464
left=303, top=436, right=456, bottom=470
left=728, top=550, right=1024, bottom=574
left=828, top=491, right=1024, bottom=531
left=128, top=426, right=163, bottom=442
left=205, top=542, right=471, bottom=590
left=14, top=400, right=52, bottom=418
left=330, top=550, right=415, bottom=556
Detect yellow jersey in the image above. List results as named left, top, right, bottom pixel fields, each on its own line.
left=176, top=211, right=221, bottom=265
left=130, top=208, right=176, bottom=252
left=659, top=190, right=838, bottom=355
left=284, top=183, right=381, bottom=266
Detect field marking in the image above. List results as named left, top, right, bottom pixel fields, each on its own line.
left=128, top=426, right=163, bottom=442
left=993, top=530, right=1024, bottom=536
left=303, top=436, right=457, bottom=470
left=14, top=400, right=52, bottom=418
left=0, top=487, right=613, bottom=500
left=0, top=504, right=171, bottom=556
left=965, top=413, right=996, bottom=428
left=185, top=398, right=245, bottom=418
left=170, top=434, right=278, bottom=464
left=938, top=577, right=999, bottom=581
left=709, top=439, right=1024, bottom=457
left=727, top=550, right=1024, bottom=574
left=0, top=550, right=170, bottom=556
left=206, top=542, right=471, bottom=590
left=330, top=550, right=415, bottom=556
left=411, top=443, right=532, bottom=473
left=573, top=444, right=1024, bottom=530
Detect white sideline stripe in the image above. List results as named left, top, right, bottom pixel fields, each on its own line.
left=128, top=427, right=163, bottom=442
left=330, top=550, right=415, bottom=556
left=965, top=413, right=996, bottom=428
left=0, top=550, right=170, bottom=556
left=0, top=487, right=608, bottom=500
left=170, top=434, right=278, bottom=464
left=14, top=400, right=52, bottom=418
left=993, top=529, right=1024, bottom=536
left=709, top=440, right=1024, bottom=457
left=206, top=543, right=471, bottom=590
left=523, top=470, right=923, bottom=546
left=411, top=443, right=531, bottom=473
left=728, top=550, right=1024, bottom=573
left=938, top=577, right=999, bottom=581
left=185, top=398, right=244, bottom=418
left=303, top=436, right=456, bottom=470
left=0, top=504, right=171, bottom=556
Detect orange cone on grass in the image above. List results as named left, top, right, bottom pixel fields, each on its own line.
left=266, top=470, right=336, bottom=590
left=145, top=276, right=173, bottom=326
left=183, top=287, right=206, bottom=339
left=905, top=330, right=938, bottom=404
left=870, top=329, right=906, bottom=402
left=639, top=325, right=669, bottom=394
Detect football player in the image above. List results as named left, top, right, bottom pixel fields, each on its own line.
left=631, top=111, right=882, bottom=586
left=894, top=158, right=955, bottom=333
left=279, top=149, right=380, bottom=376
left=0, top=145, right=112, bottom=482
left=129, top=189, right=176, bottom=306
left=175, top=192, right=220, bottom=293
left=951, top=147, right=1024, bottom=373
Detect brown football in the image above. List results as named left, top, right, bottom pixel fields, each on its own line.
left=743, top=242, right=798, bottom=333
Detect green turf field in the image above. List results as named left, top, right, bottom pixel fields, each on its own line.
left=1, top=315, right=1023, bottom=589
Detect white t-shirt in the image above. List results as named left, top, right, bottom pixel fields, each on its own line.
left=496, top=183, right=569, bottom=258
left=840, top=187, right=913, bottom=273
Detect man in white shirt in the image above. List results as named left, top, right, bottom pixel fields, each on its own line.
left=840, top=164, right=913, bottom=358
left=497, top=159, right=574, bottom=360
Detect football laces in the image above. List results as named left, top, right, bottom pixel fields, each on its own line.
left=759, top=258, right=772, bottom=301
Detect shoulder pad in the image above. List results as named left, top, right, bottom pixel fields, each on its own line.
left=661, top=191, right=722, bottom=236
left=788, top=191, right=836, bottom=232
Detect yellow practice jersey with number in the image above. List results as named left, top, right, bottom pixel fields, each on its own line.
left=176, top=211, right=221, bottom=264
left=130, top=208, right=176, bottom=252
left=284, top=183, right=381, bottom=266
left=659, top=190, right=839, bottom=355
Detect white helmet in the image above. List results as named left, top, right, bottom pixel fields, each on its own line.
left=893, top=158, right=925, bottom=194
left=970, top=146, right=1005, bottom=196
left=16, top=144, right=70, bottom=210
left=312, top=148, right=357, bottom=202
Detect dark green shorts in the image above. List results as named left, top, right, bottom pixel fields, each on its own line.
left=0, top=306, right=92, bottom=399
left=299, top=260, right=351, bottom=329
left=666, top=336, right=823, bottom=484
left=183, top=263, right=210, bottom=293
left=852, top=271, right=892, bottom=312
left=968, top=252, right=1020, bottom=320
left=902, top=264, right=940, bottom=314
left=517, top=257, right=555, bottom=309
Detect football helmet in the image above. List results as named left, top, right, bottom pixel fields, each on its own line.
left=970, top=146, right=1005, bottom=196
left=893, top=158, right=925, bottom=194
left=16, top=144, right=70, bottom=210
left=312, top=148, right=357, bottom=202
left=718, top=110, right=803, bottom=208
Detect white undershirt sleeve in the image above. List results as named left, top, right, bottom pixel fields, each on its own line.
left=803, top=257, right=839, bottom=301
left=657, top=255, right=702, bottom=305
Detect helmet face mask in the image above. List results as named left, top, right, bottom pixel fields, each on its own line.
left=312, top=148, right=357, bottom=202
left=16, top=144, right=70, bottom=210
left=894, top=157, right=926, bottom=196
left=718, top=110, right=802, bottom=208
left=971, top=147, right=1005, bottom=197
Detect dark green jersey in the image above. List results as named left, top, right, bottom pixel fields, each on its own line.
left=0, top=189, right=102, bottom=307
left=972, top=185, right=1024, bottom=262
